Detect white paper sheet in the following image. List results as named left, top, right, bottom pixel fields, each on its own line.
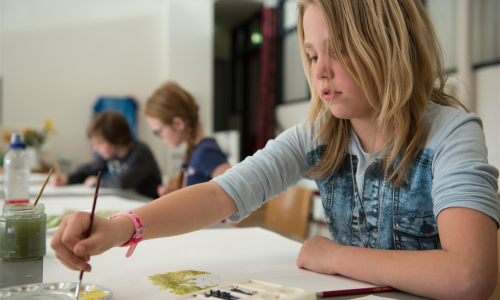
left=40, top=195, right=148, bottom=216
left=28, top=184, right=119, bottom=196
left=44, top=228, right=382, bottom=300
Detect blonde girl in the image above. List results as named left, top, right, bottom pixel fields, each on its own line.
left=51, top=1, right=499, bottom=299
left=144, top=81, right=231, bottom=196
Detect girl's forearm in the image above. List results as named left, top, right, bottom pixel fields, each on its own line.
left=334, top=246, right=494, bottom=300
left=119, top=182, right=237, bottom=243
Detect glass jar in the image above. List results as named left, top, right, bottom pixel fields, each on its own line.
left=0, top=203, right=46, bottom=261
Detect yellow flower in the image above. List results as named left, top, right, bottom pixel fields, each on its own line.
left=3, top=131, right=12, bottom=142
left=44, top=119, right=57, bottom=134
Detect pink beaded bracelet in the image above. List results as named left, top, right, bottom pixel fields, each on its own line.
left=108, top=212, right=145, bottom=258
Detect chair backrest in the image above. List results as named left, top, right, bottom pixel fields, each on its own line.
left=93, top=97, right=138, bottom=140
left=265, top=186, right=313, bottom=239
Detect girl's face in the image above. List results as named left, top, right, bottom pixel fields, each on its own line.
left=303, top=4, right=373, bottom=124
left=90, top=135, right=116, bottom=160
left=145, top=116, right=185, bottom=148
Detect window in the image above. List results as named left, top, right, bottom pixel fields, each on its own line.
left=427, top=0, right=500, bottom=71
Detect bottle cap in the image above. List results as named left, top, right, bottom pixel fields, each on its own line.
left=9, top=133, right=26, bottom=150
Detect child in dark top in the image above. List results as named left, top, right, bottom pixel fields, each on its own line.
left=51, top=111, right=162, bottom=199
left=144, top=81, right=230, bottom=196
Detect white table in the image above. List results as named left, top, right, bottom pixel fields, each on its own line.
left=28, top=184, right=124, bottom=197
left=42, top=227, right=428, bottom=300
left=0, top=183, right=148, bottom=202
left=41, top=195, right=148, bottom=216
left=1, top=192, right=429, bottom=300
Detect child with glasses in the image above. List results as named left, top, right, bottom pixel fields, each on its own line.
left=145, top=81, right=231, bottom=196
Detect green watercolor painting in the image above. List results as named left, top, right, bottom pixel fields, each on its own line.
left=148, top=270, right=221, bottom=295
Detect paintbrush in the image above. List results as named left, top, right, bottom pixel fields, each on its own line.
left=74, top=171, right=102, bottom=300
left=32, top=168, right=53, bottom=207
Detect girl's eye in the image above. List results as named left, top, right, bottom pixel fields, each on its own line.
left=308, top=56, right=318, bottom=62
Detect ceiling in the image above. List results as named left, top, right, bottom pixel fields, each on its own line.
left=215, top=0, right=263, bottom=28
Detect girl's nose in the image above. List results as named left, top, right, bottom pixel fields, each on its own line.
left=314, top=55, right=333, bottom=80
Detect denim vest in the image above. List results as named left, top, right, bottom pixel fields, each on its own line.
left=307, top=145, right=441, bottom=250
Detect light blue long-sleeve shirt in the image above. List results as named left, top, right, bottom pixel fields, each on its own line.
left=213, top=101, right=500, bottom=250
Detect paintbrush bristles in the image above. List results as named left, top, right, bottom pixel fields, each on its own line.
left=32, top=168, right=53, bottom=207
left=74, top=278, right=82, bottom=300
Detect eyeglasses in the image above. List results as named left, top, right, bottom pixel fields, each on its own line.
left=152, top=125, right=165, bottom=138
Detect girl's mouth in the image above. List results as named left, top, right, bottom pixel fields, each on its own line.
left=321, top=88, right=341, bottom=101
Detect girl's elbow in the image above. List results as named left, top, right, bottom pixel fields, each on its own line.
left=474, top=274, right=497, bottom=300
left=451, top=267, right=497, bottom=300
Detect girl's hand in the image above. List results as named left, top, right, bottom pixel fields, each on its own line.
left=83, top=176, right=97, bottom=187
left=157, top=184, right=177, bottom=197
left=157, top=184, right=170, bottom=197
left=50, top=212, right=133, bottom=272
left=296, top=235, right=340, bottom=275
left=51, top=174, right=69, bottom=186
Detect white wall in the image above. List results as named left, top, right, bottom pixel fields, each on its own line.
left=167, top=1, right=213, bottom=135
left=164, top=0, right=214, bottom=175
left=1, top=0, right=214, bottom=175
left=426, top=0, right=457, bottom=70
left=475, top=65, right=500, bottom=171
left=275, top=101, right=310, bottom=133
left=426, top=0, right=500, bottom=171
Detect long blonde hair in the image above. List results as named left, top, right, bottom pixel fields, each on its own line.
left=297, top=0, right=467, bottom=186
left=145, top=81, right=199, bottom=189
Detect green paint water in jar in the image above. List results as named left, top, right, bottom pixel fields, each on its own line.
left=0, top=203, right=46, bottom=261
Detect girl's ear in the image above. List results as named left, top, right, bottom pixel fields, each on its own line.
left=172, top=116, right=185, bottom=132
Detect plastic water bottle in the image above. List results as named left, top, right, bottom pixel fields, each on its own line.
left=3, top=133, right=30, bottom=204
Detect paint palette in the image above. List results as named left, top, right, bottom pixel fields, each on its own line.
left=172, top=279, right=315, bottom=300
left=0, top=282, right=113, bottom=299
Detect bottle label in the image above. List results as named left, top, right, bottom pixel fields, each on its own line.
left=5, top=199, right=30, bottom=205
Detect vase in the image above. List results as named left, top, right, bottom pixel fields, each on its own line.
left=26, top=146, right=42, bottom=171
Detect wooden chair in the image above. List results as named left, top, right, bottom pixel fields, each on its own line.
left=265, top=186, right=313, bottom=241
